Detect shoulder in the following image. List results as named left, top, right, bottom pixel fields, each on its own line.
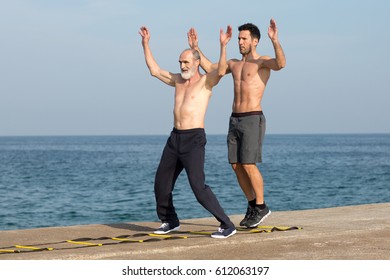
left=253, top=55, right=272, bottom=63
left=227, top=59, right=242, bottom=71
left=172, top=72, right=182, bottom=79
left=259, top=55, right=271, bottom=60
left=228, top=58, right=241, bottom=64
left=256, top=56, right=274, bottom=69
left=187, top=72, right=208, bottom=86
left=171, top=73, right=184, bottom=83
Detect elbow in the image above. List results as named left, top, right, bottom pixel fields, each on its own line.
left=217, top=69, right=225, bottom=78
left=217, top=64, right=227, bottom=77
left=280, top=59, right=286, bottom=69
left=149, top=67, right=159, bottom=77
left=275, top=60, right=286, bottom=71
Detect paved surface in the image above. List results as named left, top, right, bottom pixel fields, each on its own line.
left=0, top=203, right=389, bottom=260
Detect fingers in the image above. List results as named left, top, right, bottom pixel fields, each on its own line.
left=139, top=26, right=147, bottom=32
left=220, top=25, right=232, bottom=36
left=220, top=25, right=232, bottom=45
left=139, top=26, right=151, bottom=41
left=226, top=25, right=232, bottom=37
left=270, top=18, right=277, bottom=28
left=188, top=27, right=197, bottom=38
left=139, top=26, right=148, bottom=36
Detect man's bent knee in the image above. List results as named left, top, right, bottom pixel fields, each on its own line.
left=239, top=163, right=260, bottom=173
left=231, top=163, right=243, bottom=171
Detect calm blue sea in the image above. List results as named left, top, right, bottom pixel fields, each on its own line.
left=0, top=134, right=389, bottom=231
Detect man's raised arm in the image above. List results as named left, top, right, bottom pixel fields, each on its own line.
left=218, top=25, right=232, bottom=77
left=205, top=26, right=232, bottom=90
left=188, top=27, right=218, bottom=73
left=139, top=26, right=175, bottom=86
left=263, top=18, right=286, bottom=71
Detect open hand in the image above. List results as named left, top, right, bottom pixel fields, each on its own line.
left=139, top=26, right=150, bottom=44
left=187, top=27, right=198, bottom=49
left=268, top=18, right=279, bottom=41
left=220, top=25, right=232, bottom=46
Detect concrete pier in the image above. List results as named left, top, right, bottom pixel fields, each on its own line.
left=0, top=203, right=389, bottom=260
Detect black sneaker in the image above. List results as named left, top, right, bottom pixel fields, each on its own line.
left=245, top=205, right=271, bottom=228
left=154, top=221, right=180, bottom=234
left=211, top=227, right=237, bottom=239
left=240, top=205, right=254, bottom=227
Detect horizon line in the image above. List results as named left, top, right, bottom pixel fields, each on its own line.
left=1, top=132, right=390, bottom=138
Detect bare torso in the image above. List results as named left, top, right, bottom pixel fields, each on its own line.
left=228, top=57, right=271, bottom=113
left=173, top=74, right=212, bottom=129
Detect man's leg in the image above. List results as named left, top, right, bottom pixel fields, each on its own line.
left=154, top=136, right=182, bottom=223
left=232, top=162, right=266, bottom=227
left=231, top=163, right=256, bottom=201
left=239, top=163, right=264, bottom=204
left=237, top=163, right=270, bottom=228
left=181, top=130, right=235, bottom=230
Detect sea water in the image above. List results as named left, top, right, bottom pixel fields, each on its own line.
left=0, top=134, right=389, bottom=231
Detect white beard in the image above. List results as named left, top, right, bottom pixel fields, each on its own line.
left=181, top=67, right=195, bottom=80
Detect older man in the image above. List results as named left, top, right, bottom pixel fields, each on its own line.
left=139, top=26, right=236, bottom=238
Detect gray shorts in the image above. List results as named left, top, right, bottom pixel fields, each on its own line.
left=227, top=111, right=266, bottom=164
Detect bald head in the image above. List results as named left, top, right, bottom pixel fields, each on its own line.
left=179, top=49, right=200, bottom=80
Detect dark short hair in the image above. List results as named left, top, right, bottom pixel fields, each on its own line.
left=238, top=23, right=261, bottom=41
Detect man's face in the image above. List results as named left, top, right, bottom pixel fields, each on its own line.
left=179, top=51, right=197, bottom=80
left=238, top=30, right=257, bottom=55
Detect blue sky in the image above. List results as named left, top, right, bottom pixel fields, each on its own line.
left=1, top=0, right=389, bottom=136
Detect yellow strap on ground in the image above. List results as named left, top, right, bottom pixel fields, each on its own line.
left=248, top=229, right=272, bottom=233
left=1, top=249, right=20, bottom=253
left=237, top=225, right=302, bottom=233
left=0, top=225, right=302, bottom=255
left=253, top=226, right=303, bottom=233
left=66, top=240, right=102, bottom=246
left=15, top=245, right=53, bottom=251
left=257, top=225, right=303, bottom=230
left=189, top=231, right=213, bottom=235
left=148, top=233, right=187, bottom=239
left=111, top=237, right=143, bottom=243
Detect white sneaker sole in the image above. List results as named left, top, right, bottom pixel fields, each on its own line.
left=211, top=229, right=237, bottom=239
left=247, top=210, right=271, bottom=228
left=153, top=225, right=180, bottom=234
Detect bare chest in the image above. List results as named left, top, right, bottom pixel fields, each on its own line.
left=175, top=83, right=210, bottom=106
left=231, top=61, right=260, bottom=81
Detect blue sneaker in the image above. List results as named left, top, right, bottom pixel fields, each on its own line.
left=154, top=221, right=180, bottom=234
left=211, top=227, right=236, bottom=239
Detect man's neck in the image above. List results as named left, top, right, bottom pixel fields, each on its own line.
left=242, top=51, right=259, bottom=61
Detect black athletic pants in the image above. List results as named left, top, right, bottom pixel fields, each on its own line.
left=154, top=128, right=234, bottom=229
